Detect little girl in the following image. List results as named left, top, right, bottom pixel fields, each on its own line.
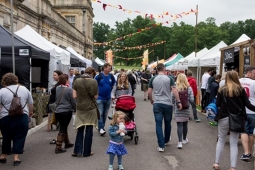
left=106, top=111, right=128, bottom=170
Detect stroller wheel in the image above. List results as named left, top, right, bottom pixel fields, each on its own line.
left=134, top=136, right=139, bottom=145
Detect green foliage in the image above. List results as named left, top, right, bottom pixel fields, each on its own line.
left=93, top=16, right=255, bottom=66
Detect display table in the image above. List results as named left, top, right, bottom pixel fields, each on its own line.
left=32, top=93, right=49, bottom=125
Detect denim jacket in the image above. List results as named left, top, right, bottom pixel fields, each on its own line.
left=108, top=124, right=127, bottom=143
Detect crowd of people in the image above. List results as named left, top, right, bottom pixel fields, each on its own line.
left=0, top=63, right=254, bottom=170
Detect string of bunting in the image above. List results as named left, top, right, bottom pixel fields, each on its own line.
left=114, top=50, right=154, bottom=60
left=102, top=41, right=166, bottom=52
left=92, top=0, right=197, bottom=23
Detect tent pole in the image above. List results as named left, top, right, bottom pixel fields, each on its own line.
left=195, top=5, right=198, bottom=57
left=10, top=0, right=15, bottom=74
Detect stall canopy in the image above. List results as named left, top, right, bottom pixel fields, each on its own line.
left=164, top=53, right=184, bottom=68
left=188, top=41, right=227, bottom=67
left=231, top=34, right=250, bottom=45
left=66, top=47, right=91, bottom=67
left=95, top=57, right=106, bottom=66
left=59, top=45, right=80, bottom=67
left=0, top=25, right=50, bottom=90
left=15, top=25, right=71, bottom=90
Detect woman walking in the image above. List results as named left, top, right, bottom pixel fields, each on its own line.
left=54, top=74, right=76, bottom=154
left=173, top=73, right=194, bottom=149
left=213, top=71, right=255, bottom=170
left=72, top=67, right=98, bottom=157
left=111, top=72, right=132, bottom=100
left=0, top=73, right=34, bottom=166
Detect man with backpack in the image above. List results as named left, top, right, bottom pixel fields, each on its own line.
left=95, top=63, right=116, bottom=136
left=148, top=63, right=182, bottom=152
left=187, top=70, right=201, bottom=122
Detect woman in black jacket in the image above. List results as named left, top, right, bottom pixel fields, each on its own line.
left=127, top=70, right=136, bottom=96
left=213, top=71, right=255, bottom=170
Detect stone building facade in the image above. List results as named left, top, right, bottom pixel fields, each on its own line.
left=0, top=0, right=93, bottom=59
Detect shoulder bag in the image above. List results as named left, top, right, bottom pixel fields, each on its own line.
left=49, top=87, right=66, bottom=125
left=82, top=79, right=100, bottom=120
left=223, top=95, right=246, bottom=133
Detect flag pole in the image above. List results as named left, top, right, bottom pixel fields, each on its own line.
left=195, top=5, right=198, bottom=57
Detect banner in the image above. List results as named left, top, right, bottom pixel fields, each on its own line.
left=105, top=49, right=113, bottom=65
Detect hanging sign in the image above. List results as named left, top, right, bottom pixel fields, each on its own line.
left=223, top=48, right=234, bottom=63
left=19, top=49, right=29, bottom=56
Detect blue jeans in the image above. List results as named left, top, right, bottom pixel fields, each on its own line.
left=73, top=125, right=93, bottom=156
left=153, top=103, right=173, bottom=148
left=97, top=99, right=111, bottom=130
left=190, top=97, right=198, bottom=119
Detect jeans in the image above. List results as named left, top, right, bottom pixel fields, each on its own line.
left=190, top=97, right=198, bottom=119
left=153, top=103, right=173, bottom=148
left=55, top=111, right=72, bottom=134
left=201, top=89, right=206, bottom=110
left=0, top=114, right=28, bottom=154
left=215, top=117, right=239, bottom=168
left=97, top=99, right=111, bottom=130
left=73, top=125, right=93, bottom=156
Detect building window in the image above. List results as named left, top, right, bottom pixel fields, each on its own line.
left=65, top=16, right=75, bottom=26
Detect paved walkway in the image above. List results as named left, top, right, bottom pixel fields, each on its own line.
left=0, top=85, right=253, bottom=170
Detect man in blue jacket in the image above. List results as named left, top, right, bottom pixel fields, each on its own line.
left=95, top=63, right=116, bottom=136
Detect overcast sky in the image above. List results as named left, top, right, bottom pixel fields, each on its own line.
left=92, top=0, right=255, bottom=28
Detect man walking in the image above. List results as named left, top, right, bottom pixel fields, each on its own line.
left=187, top=70, right=201, bottom=122
left=95, top=63, right=116, bottom=136
left=69, top=68, right=75, bottom=88
left=148, top=63, right=182, bottom=152
left=201, top=68, right=213, bottom=113
left=141, top=70, right=151, bottom=101
left=239, top=66, right=255, bottom=160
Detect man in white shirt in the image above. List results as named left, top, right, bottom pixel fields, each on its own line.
left=68, top=68, right=75, bottom=88
left=200, top=68, right=213, bottom=112
left=239, top=66, right=255, bottom=160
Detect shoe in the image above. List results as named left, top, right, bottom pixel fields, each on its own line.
left=108, top=115, right=113, bottom=120
left=50, top=139, right=56, bottom=144
left=239, top=153, right=251, bottom=160
left=118, top=165, right=124, bottom=170
left=195, top=118, right=201, bottom=122
left=165, top=141, right=170, bottom=146
left=83, top=152, right=94, bottom=157
left=213, top=163, right=220, bottom=170
left=0, top=158, right=6, bottom=164
left=148, top=96, right=149, bottom=100
left=55, top=133, right=67, bottom=154
left=99, top=129, right=106, bottom=136
left=157, top=147, right=164, bottom=152
left=189, top=117, right=192, bottom=121
left=182, top=138, right=188, bottom=144
left=71, top=153, right=82, bottom=157
left=13, top=160, right=21, bottom=166
left=108, top=165, right=113, bottom=170
left=64, top=134, right=74, bottom=148
left=177, top=142, right=182, bottom=149
left=144, top=98, right=146, bottom=101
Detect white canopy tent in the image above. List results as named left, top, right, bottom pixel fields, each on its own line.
left=95, top=57, right=106, bottom=66
left=15, top=25, right=71, bottom=90
left=66, top=47, right=92, bottom=67
left=231, top=34, right=250, bottom=45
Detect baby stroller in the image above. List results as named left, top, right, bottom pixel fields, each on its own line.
left=114, top=95, right=139, bottom=144
left=205, top=99, right=218, bottom=126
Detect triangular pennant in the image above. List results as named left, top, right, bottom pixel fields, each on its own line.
left=103, top=3, right=107, bottom=10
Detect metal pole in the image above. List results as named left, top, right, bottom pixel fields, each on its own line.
left=10, top=0, right=15, bottom=74
left=164, top=41, right=166, bottom=60
left=195, top=5, right=198, bottom=57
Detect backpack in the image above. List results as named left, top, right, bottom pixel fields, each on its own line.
left=2, top=86, right=26, bottom=116
left=96, top=73, right=115, bottom=86
left=178, top=89, right=189, bottom=109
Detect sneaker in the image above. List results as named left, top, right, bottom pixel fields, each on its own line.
left=239, top=153, right=251, bottom=160
left=108, top=165, right=113, bottom=170
left=177, top=142, right=182, bottom=149
left=165, top=141, right=170, bottom=146
left=99, top=129, right=106, bottom=136
left=182, top=138, right=188, bottom=144
left=118, top=165, right=124, bottom=170
left=195, top=118, right=201, bottom=122
left=157, top=147, right=164, bottom=152
left=108, top=115, right=113, bottom=120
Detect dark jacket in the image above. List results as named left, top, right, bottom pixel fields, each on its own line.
left=209, top=81, right=219, bottom=103
left=215, top=88, right=255, bottom=121
left=127, top=74, right=136, bottom=90
left=49, top=82, right=59, bottom=104
left=206, top=76, right=215, bottom=93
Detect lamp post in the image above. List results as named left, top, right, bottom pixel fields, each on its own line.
left=10, top=0, right=15, bottom=74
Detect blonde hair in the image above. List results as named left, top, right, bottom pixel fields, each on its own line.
left=219, top=71, right=242, bottom=97
left=117, top=72, right=129, bottom=89
left=176, top=73, right=189, bottom=91
left=110, top=111, right=126, bottom=125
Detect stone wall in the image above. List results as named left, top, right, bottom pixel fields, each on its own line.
left=0, top=0, right=92, bottom=59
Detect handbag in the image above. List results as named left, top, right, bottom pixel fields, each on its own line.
left=223, top=96, right=246, bottom=133
left=49, top=88, right=66, bottom=125
left=82, top=79, right=100, bottom=120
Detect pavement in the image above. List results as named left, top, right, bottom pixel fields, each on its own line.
left=0, top=84, right=254, bottom=170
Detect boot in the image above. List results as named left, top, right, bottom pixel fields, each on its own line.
left=55, top=133, right=67, bottom=154
left=64, top=133, right=74, bottom=149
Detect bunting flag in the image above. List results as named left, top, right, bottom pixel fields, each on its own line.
left=94, top=40, right=165, bottom=51
left=91, top=0, right=197, bottom=23
left=114, top=50, right=153, bottom=61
